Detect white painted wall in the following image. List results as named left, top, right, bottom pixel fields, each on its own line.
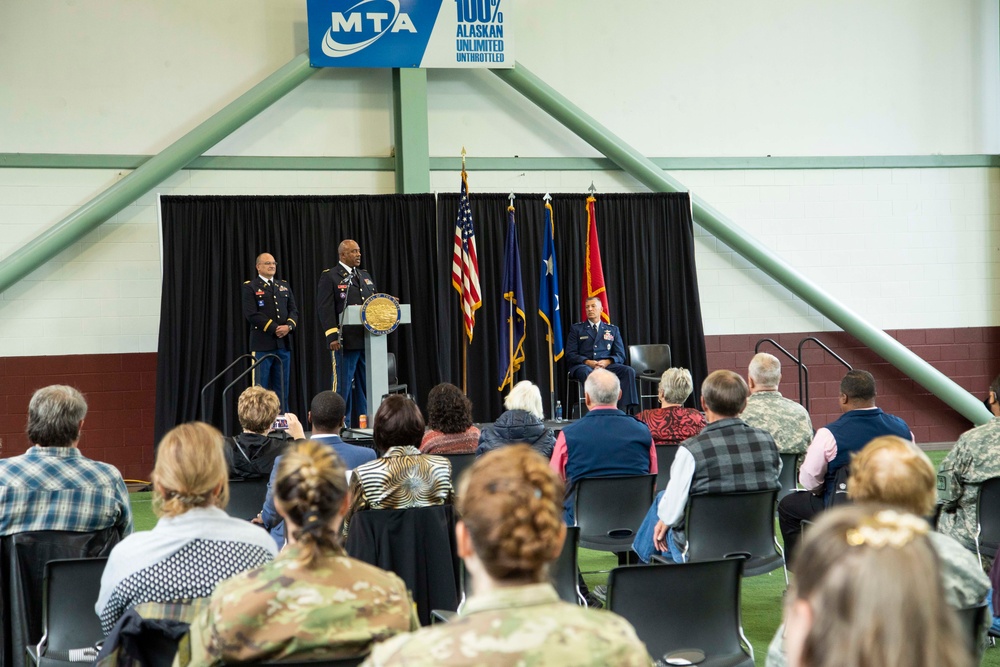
left=0, top=0, right=998, bottom=356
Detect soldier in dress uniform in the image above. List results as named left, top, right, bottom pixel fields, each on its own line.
left=564, top=296, right=638, bottom=411
left=937, top=374, right=1000, bottom=552
left=241, top=253, right=298, bottom=410
left=317, top=239, right=377, bottom=428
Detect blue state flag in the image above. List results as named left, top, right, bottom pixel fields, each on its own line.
left=538, top=201, right=564, bottom=362
left=498, top=206, right=526, bottom=391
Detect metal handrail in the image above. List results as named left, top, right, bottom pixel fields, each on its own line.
left=199, top=354, right=284, bottom=435
left=797, top=337, right=853, bottom=412
left=754, top=339, right=805, bottom=406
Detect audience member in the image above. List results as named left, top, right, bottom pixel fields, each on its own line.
left=225, top=386, right=303, bottom=481
left=632, top=369, right=780, bottom=563
left=176, top=440, right=418, bottom=665
left=0, top=385, right=132, bottom=537
left=780, top=505, right=969, bottom=667
left=420, top=383, right=480, bottom=455
left=740, top=353, right=813, bottom=457
left=343, top=395, right=453, bottom=535
left=549, top=368, right=656, bottom=524
left=96, top=422, right=277, bottom=635
left=477, top=380, right=556, bottom=459
left=634, top=367, right=706, bottom=444
left=778, top=370, right=912, bottom=565
left=765, top=436, right=989, bottom=667
left=258, top=391, right=374, bottom=548
left=937, top=373, right=1000, bottom=552
left=362, top=445, right=651, bottom=666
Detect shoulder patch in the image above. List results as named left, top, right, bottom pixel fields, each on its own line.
left=243, top=280, right=251, bottom=284
left=322, top=268, right=330, bottom=273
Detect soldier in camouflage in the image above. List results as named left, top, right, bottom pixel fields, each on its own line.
left=740, top=353, right=813, bottom=456
left=174, top=440, right=418, bottom=666
left=937, top=374, right=1000, bottom=552
left=363, top=445, right=653, bottom=667
left=766, top=436, right=990, bottom=667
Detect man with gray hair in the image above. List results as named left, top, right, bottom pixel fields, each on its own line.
left=550, top=369, right=657, bottom=524
left=0, top=385, right=132, bottom=537
left=740, top=353, right=813, bottom=456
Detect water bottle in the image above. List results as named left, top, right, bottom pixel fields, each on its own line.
left=555, top=400, right=563, bottom=421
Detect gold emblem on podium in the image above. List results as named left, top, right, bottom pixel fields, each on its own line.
left=361, top=293, right=402, bottom=335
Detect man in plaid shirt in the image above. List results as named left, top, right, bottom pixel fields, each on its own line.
left=0, top=385, right=132, bottom=537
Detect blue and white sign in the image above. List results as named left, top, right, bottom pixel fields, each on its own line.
left=307, top=0, right=514, bottom=68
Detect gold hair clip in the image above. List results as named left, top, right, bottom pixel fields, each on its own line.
left=845, top=509, right=928, bottom=549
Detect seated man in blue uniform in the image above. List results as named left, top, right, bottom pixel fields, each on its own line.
left=565, top=296, right=638, bottom=412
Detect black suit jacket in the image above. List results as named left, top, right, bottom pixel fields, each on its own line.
left=241, top=276, right=299, bottom=352
left=317, top=265, right=376, bottom=350
left=565, top=320, right=627, bottom=367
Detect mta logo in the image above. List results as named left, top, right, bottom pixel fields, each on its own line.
left=322, top=0, right=417, bottom=58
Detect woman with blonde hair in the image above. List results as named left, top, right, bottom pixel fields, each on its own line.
left=177, top=440, right=419, bottom=665
left=96, top=423, right=277, bottom=635
left=782, top=505, right=970, bottom=667
left=634, top=368, right=705, bottom=444
left=477, top=380, right=556, bottom=458
left=363, top=445, right=650, bottom=666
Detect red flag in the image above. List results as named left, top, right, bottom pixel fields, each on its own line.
left=452, top=170, right=482, bottom=341
left=582, top=195, right=610, bottom=323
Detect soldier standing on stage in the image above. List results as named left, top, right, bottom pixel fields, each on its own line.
left=242, top=252, right=299, bottom=410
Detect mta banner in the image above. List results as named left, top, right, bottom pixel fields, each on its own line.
left=307, top=0, right=514, bottom=68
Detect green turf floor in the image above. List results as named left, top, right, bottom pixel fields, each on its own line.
left=128, top=450, right=999, bottom=666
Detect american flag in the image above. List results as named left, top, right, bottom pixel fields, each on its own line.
left=452, top=171, right=482, bottom=341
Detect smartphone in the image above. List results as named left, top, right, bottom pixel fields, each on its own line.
left=271, top=415, right=289, bottom=431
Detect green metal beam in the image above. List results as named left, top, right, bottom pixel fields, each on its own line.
left=3, top=153, right=999, bottom=171
left=493, top=61, right=994, bottom=426
left=392, top=69, right=431, bottom=193
left=0, top=52, right=318, bottom=296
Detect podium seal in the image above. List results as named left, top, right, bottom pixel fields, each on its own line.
left=361, top=293, right=402, bottom=336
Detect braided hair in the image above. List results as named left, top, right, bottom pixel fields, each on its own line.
left=457, top=444, right=565, bottom=582
left=275, top=440, right=349, bottom=567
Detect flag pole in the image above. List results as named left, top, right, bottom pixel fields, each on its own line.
left=461, top=147, right=468, bottom=395
left=543, top=192, right=555, bottom=419
left=507, top=193, right=516, bottom=389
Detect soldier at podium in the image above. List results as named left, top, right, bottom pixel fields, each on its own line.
left=317, top=239, right=377, bottom=427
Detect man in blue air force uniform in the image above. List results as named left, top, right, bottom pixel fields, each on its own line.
left=317, top=239, right=377, bottom=428
left=565, top=296, right=638, bottom=412
left=241, top=252, right=299, bottom=410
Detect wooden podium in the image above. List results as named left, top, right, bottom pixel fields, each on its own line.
left=342, top=298, right=411, bottom=415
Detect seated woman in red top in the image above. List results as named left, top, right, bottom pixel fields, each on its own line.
left=635, top=368, right=706, bottom=444
left=420, top=383, right=480, bottom=455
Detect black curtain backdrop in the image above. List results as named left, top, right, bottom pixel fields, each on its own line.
left=154, top=191, right=708, bottom=442
left=436, top=191, right=708, bottom=422
left=154, top=194, right=442, bottom=443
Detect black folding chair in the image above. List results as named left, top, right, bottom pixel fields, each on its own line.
left=628, top=344, right=672, bottom=411
left=654, top=445, right=678, bottom=492
left=975, top=477, right=1000, bottom=567
left=573, top=475, right=656, bottom=568
left=225, top=478, right=270, bottom=520
left=607, top=556, right=754, bottom=666
left=777, top=452, right=799, bottom=502
left=441, top=453, right=476, bottom=490
left=684, top=489, right=786, bottom=581
left=27, top=558, right=107, bottom=667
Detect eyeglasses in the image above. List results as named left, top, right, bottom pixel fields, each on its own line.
left=259, top=261, right=277, bottom=266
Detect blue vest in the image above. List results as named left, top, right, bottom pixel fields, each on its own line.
left=824, top=408, right=911, bottom=503
left=563, top=409, right=652, bottom=484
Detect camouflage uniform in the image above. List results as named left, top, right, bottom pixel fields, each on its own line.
left=938, top=417, right=1000, bottom=552
left=765, top=525, right=991, bottom=667
left=362, top=583, right=653, bottom=667
left=174, top=543, right=419, bottom=667
left=739, top=391, right=813, bottom=455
